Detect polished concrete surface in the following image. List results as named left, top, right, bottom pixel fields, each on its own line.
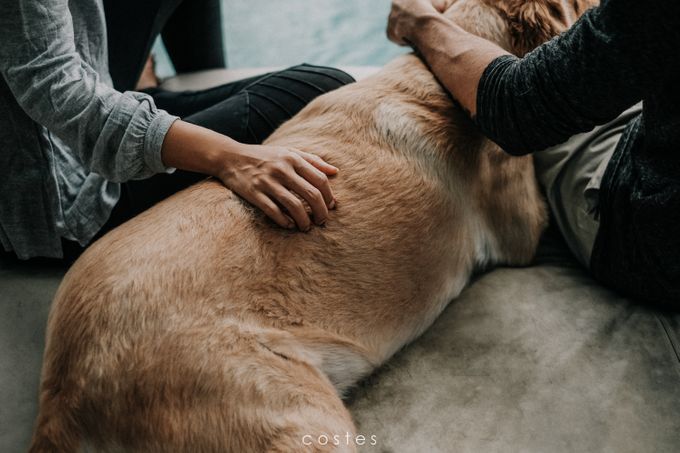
left=0, top=257, right=64, bottom=452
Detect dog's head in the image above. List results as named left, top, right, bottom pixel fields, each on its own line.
left=440, top=0, right=599, bottom=56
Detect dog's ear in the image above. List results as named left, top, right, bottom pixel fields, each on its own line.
left=495, top=0, right=571, bottom=56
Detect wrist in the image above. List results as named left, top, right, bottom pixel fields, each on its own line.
left=210, top=138, right=250, bottom=183
left=161, top=120, right=241, bottom=178
left=407, top=13, right=452, bottom=49
left=412, top=13, right=462, bottom=50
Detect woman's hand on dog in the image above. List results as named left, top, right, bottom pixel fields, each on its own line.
left=218, top=144, right=337, bottom=231
left=161, top=120, right=337, bottom=232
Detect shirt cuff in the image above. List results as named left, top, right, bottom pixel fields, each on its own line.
left=143, top=112, right=179, bottom=175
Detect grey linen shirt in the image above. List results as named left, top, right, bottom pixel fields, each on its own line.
left=0, top=0, right=178, bottom=259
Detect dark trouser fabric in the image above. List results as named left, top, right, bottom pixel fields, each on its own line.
left=60, top=65, right=354, bottom=260
left=103, top=0, right=226, bottom=92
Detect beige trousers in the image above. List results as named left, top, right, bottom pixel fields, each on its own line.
left=533, top=104, right=643, bottom=268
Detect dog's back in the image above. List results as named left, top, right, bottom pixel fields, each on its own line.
left=30, top=1, right=596, bottom=451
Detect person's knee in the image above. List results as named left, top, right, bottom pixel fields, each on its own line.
left=240, top=65, right=355, bottom=143
left=308, top=65, right=356, bottom=88
left=286, top=64, right=356, bottom=91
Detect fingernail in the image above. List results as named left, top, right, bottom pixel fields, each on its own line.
left=286, top=222, right=295, bottom=229
left=329, top=199, right=336, bottom=209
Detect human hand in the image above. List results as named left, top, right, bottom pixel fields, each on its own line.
left=161, top=121, right=337, bottom=231
left=387, top=0, right=451, bottom=46
left=218, top=144, right=337, bottom=231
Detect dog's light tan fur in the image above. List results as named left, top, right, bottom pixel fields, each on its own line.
left=30, top=1, right=594, bottom=451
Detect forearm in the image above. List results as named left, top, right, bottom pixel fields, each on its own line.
left=160, top=120, right=236, bottom=179
left=408, top=0, right=669, bottom=155
left=409, top=14, right=508, bottom=117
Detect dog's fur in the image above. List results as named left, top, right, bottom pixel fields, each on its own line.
left=30, top=1, right=595, bottom=451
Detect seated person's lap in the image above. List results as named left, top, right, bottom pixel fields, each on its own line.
left=98, top=64, right=355, bottom=242
left=534, top=104, right=643, bottom=268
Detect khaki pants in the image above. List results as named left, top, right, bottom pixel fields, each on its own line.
left=534, top=104, right=643, bottom=268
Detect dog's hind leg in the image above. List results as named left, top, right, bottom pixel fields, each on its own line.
left=32, top=324, right=358, bottom=452
left=29, top=394, right=81, bottom=453
left=233, top=335, right=360, bottom=453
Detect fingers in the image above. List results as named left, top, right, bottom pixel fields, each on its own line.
left=269, top=156, right=333, bottom=229
left=247, top=192, right=295, bottom=229
left=387, top=12, right=407, bottom=46
left=244, top=177, right=313, bottom=231
left=219, top=144, right=339, bottom=232
left=268, top=186, right=312, bottom=232
left=285, top=174, right=329, bottom=227
left=290, top=154, right=336, bottom=209
left=386, top=1, right=413, bottom=46
left=387, top=0, right=445, bottom=45
left=296, top=150, right=338, bottom=176
left=272, top=158, right=329, bottom=229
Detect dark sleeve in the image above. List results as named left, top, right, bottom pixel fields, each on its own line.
left=475, top=0, right=679, bottom=155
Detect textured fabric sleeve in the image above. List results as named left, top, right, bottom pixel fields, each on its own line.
left=475, top=0, right=678, bottom=156
left=0, top=0, right=178, bottom=183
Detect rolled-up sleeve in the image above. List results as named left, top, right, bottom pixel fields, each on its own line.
left=0, top=0, right=178, bottom=183
left=474, top=0, right=676, bottom=156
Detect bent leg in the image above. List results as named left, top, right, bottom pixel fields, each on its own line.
left=533, top=104, right=643, bottom=268
left=141, top=72, right=274, bottom=118
left=181, top=64, right=355, bottom=143
left=32, top=325, right=357, bottom=452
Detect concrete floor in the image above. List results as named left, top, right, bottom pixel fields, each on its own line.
left=2, top=232, right=680, bottom=452
left=0, top=256, right=64, bottom=452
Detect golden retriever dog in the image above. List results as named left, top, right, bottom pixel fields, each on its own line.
left=30, top=1, right=595, bottom=451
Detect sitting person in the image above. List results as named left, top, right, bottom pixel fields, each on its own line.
left=387, top=0, right=679, bottom=304
left=0, top=0, right=354, bottom=262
